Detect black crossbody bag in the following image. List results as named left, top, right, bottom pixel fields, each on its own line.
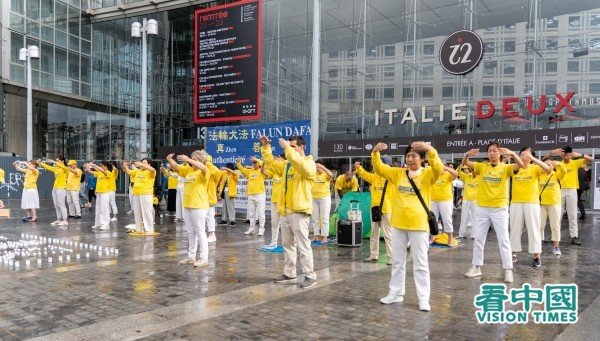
left=406, top=170, right=439, bottom=235
left=371, top=180, right=388, bottom=222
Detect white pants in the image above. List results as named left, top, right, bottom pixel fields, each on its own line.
left=458, top=200, right=476, bottom=238
left=109, top=191, right=118, bottom=215
left=311, top=197, right=331, bottom=236
left=52, top=189, right=68, bottom=220
left=206, top=205, right=216, bottom=233
left=270, top=202, right=281, bottom=245
left=389, top=228, right=430, bottom=304
left=561, top=189, right=578, bottom=238
left=430, top=200, right=454, bottom=233
left=183, top=208, right=208, bottom=261
left=281, top=212, right=316, bottom=280
left=540, top=204, right=561, bottom=242
left=370, top=213, right=393, bottom=260
left=248, top=193, right=266, bottom=230
left=471, top=206, right=512, bottom=270
left=132, top=194, right=154, bottom=232
left=509, top=203, right=542, bottom=254
left=94, top=192, right=111, bottom=228
left=175, top=188, right=184, bottom=219
left=67, top=190, right=81, bottom=216
left=128, top=188, right=134, bottom=211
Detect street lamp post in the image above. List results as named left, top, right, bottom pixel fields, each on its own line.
left=131, top=18, right=158, bottom=159
left=19, top=45, right=40, bottom=161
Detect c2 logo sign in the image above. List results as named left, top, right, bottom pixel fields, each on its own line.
left=439, top=30, right=484, bottom=75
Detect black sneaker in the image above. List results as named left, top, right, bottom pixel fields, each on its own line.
left=218, top=220, right=228, bottom=225
left=299, top=277, right=317, bottom=289
left=229, top=221, right=236, bottom=226
left=243, top=219, right=250, bottom=224
left=579, top=214, right=586, bottom=220
left=274, top=274, right=296, bottom=283
left=571, top=237, right=581, bottom=246
left=531, top=258, right=541, bottom=267
left=68, top=215, right=75, bottom=218
left=75, top=216, right=82, bottom=219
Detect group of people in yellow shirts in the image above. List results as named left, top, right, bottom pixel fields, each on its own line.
left=4, top=139, right=592, bottom=312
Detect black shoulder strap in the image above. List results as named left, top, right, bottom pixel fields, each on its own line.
left=379, top=180, right=388, bottom=207
left=406, top=169, right=430, bottom=214
left=539, top=173, right=553, bottom=198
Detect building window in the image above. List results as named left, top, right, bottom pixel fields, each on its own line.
left=569, top=16, right=581, bottom=28
left=546, top=62, right=558, bottom=73
left=403, top=44, right=414, bottom=56
left=347, top=49, right=356, bottom=58
left=589, top=83, right=600, bottom=94
left=346, top=88, right=356, bottom=99
left=545, top=84, right=557, bottom=94
left=423, top=44, right=434, bottom=55
left=568, top=38, right=581, bottom=51
left=422, top=66, right=434, bottom=77
left=403, top=88, right=413, bottom=98
left=329, top=51, right=339, bottom=58
left=546, top=17, right=558, bottom=28
left=589, top=60, right=600, bottom=72
left=503, top=85, right=514, bottom=96
left=442, top=86, right=453, bottom=98
left=567, top=83, right=578, bottom=93
left=482, top=85, right=494, bottom=97
left=504, top=62, right=515, bottom=74
left=462, top=86, right=473, bottom=97
left=592, top=15, right=600, bottom=27
left=484, top=62, right=496, bottom=75
left=329, top=69, right=338, bottom=78
left=384, top=66, right=394, bottom=77
left=546, top=38, right=558, bottom=51
left=384, top=88, right=394, bottom=99
left=484, top=42, right=495, bottom=53
left=384, top=46, right=395, bottom=57
left=366, top=47, right=377, bottom=57
left=347, top=68, right=356, bottom=77
left=365, top=66, right=375, bottom=77
left=504, top=41, right=516, bottom=52
left=568, top=60, right=579, bottom=72
left=328, top=89, right=338, bottom=100
left=365, top=88, right=376, bottom=99
left=422, top=87, right=433, bottom=98
left=525, top=62, right=533, bottom=73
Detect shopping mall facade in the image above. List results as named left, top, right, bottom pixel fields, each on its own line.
left=0, top=0, right=599, bottom=163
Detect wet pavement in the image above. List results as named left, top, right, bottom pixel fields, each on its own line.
left=0, top=198, right=598, bottom=340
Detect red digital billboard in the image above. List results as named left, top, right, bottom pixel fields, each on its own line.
left=194, top=0, right=262, bottom=124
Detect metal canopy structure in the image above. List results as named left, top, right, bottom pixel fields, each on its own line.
left=90, top=0, right=600, bottom=55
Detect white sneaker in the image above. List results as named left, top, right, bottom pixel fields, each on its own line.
left=258, top=228, right=265, bottom=236
left=91, top=225, right=99, bottom=229
left=207, top=232, right=217, bottom=243
left=59, top=220, right=69, bottom=226
left=465, top=266, right=482, bottom=277
left=179, top=258, right=195, bottom=265
left=193, top=259, right=208, bottom=267
left=50, top=220, right=60, bottom=226
left=552, top=247, right=562, bottom=255
left=127, top=210, right=133, bottom=215
left=244, top=228, right=256, bottom=235
left=99, top=225, right=110, bottom=230
left=110, top=217, right=117, bottom=222
left=504, top=269, right=514, bottom=283
left=419, top=301, right=431, bottom=311
left=380, top=293, right=404, bottom=304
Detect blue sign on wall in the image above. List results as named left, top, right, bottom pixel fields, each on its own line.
left=205, top=120, right=311, bottom=166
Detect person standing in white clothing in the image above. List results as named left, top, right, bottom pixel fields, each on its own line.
left=237, top=156, right=266, bottom=236
left=457, top=166, right=478, bottom=239
left=311, top=162, right=333, bottom=243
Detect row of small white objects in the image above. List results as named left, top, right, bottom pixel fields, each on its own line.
left=0, top=234, right=119, bottom=270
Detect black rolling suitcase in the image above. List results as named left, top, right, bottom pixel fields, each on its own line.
left=337, top=220, right=362, bottom=247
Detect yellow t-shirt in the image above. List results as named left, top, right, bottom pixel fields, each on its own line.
left=539, top=163, right=566, bottom=206
left=220, top=171, right=239, bottom=197
left=511, top=164, right=544, bottom=203
left=237, top=162, right=265, bottom=195
left=128, top=169, right=155, bottom=196
left=312, top=172, right=331, bottom=199
left=265, top=169, right=284, bottom=204
left=559, top=159, right=586, bottom=189
left=0, top=168, right=5, bottom=183
left=372, top=150, right=443, bottom=231
left=167, top=175, right=178, bottom=189
left=93, top=171, right=113, bottom=193
left=473, top=162, right=515, bottom=208
left=430, top=171, right=454, bottom=202
left=178, top=164, right=210, bottom=209
left=335, top=175, right=358, bottom=195
left=66, top=168, right=83, bottom=191
left=24, top=169, right=40, bottom=189
left=40, top=162, right=68, bottom=189
left=207, top=163, right=222, bottom=205
left=458, top=170, right=479, bottom=201
left=109, top=169, right=119, bottom=191
left=356, top=166, right=392, bottom=214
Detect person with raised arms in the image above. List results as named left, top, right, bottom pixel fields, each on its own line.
left=122, top=159, right=156, bottom=234
left=236, top=156, right=266, bottom=236
left=40, top=156, right=69, bottom=227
